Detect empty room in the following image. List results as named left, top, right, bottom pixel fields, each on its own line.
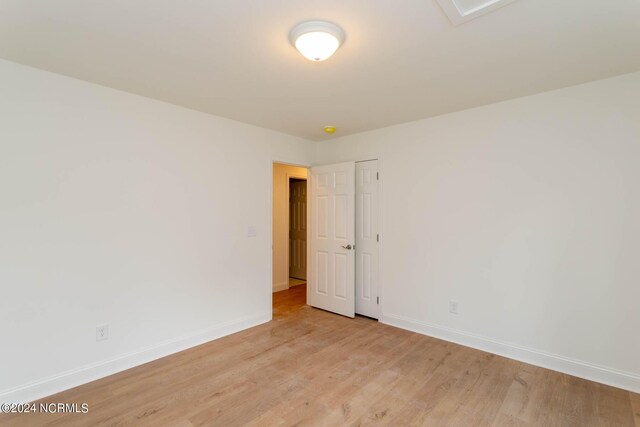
left=1, top=0, right=639, bottom=426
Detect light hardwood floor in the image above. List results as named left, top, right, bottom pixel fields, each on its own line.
left=288, top=277, right=306, bottom=288
left=2, top=285, right=639, bottom=426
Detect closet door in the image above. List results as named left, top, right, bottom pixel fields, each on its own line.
left=308, top=162, right=356, bottom=318
left=355, top=160, right=379, bottom=319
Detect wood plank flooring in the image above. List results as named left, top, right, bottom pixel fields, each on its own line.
left=2, top=285, right=638, bottom=426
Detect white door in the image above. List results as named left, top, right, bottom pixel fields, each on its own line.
left=289, top=180, right=307, bottom=280
left=308, top=162, right=356, bottom=318
left=355, top=160, right=379, bottom=318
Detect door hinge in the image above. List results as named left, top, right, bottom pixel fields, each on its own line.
left=376, top=234, right=379, bottom=242
left=377, top=296, right=379, bottom=304
left=376, top=172, right=379, bottom=180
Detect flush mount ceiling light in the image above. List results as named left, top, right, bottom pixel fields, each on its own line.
left=289, top=20, right=345, bottom=62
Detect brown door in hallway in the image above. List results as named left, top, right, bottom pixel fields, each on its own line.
left=289, top=179, right=307, bottom=280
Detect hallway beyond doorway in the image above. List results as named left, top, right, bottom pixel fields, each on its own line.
left=289, top=277, right=306, bottom=288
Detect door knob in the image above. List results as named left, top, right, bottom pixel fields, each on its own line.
left=341, top=244, right=353, bottom=250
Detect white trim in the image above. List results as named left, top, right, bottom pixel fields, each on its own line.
left=0, top=313, right=270, bottom=404
left=273, top=281, right=289, bottom=292
left=383, top=313, right=640, bottom=393
left=436, top=0, right=519, bottom=25
left=306, top=175, right=311, bottom=305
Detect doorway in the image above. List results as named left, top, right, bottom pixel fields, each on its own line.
left=270, top=160, right=380, bottom=321
left=272, top=163, right=308, bottom=294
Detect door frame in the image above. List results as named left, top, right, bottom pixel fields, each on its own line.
left=267, top=155, right=384, bottom=323
left=268, top=158, right=311, bottom=319
left=286, top=173, right=307, bottom=282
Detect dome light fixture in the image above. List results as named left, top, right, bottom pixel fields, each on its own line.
left=289, top=20, right=345, bottom=62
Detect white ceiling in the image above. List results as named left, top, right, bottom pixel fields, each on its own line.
left=1, top=0, right=639, bottom=140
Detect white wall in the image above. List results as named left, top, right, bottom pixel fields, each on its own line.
left=272, top=163, right=308, bottom=292
left=315, top=72, right=640, bottom=392
left=2, top=56, right=639, bottom=402
left=0, top=59, right=314, bottom=403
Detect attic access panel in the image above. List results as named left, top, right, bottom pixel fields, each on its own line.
left=437, top=0, right=519, bottom=25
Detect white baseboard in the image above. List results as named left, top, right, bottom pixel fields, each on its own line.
left=273, top=281, right=289, bottom=292
left=0, top=313, right=271, bottom=404
left=383, top=313, right=640, bottom=393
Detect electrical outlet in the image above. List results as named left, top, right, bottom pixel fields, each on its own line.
left=247, top=225, right=257, bottom=237
left=449, top=300, right=459, bottom=315
left=96, top=324, right=109, bottom=341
